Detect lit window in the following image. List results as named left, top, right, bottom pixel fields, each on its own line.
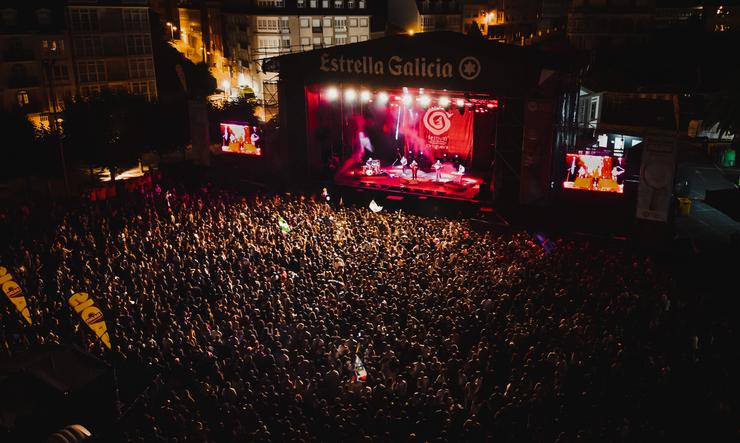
left=17, top=90, right=29, bottom=106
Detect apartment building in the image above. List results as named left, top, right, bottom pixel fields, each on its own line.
left=0, top=3, right=76, bottom=128
left=223, top=0, right=371, bottom=106
left=67, top=0, right=157, bottom=100
left=416, top=0, right=463, bottom=33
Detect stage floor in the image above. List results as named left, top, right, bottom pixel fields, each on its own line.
left=335, top=164, right=483, bottom=201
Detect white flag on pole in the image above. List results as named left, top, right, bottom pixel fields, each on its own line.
left=369, top=200, right=383, bottom=213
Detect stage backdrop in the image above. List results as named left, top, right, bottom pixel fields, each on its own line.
left=419, top=107, right=473, bottom=161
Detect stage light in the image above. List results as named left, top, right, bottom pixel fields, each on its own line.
left=456, top=98, right=465, bottom=108
left=345, top=88, right=357, bottom=102
left=439, top=96, right=450, bottom=107
left=326, top=87, right=339, bottom=101
left=377, top=91, right=389, bottom=105
left=360, top=90, right=371, bottom=102
left=419, top=95, right=431, bottom=107
left=486, top=103, right=495, bottom=109
left=403, top=94, right=413, bottom=106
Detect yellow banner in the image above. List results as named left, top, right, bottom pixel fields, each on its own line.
left=0, top=266, right=32, bottom=325
left=68, top=292, right=111, bottom=349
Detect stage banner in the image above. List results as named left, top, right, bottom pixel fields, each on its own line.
left=68, top=292, right=112, bottom=349
left=636, top=142, right=677, bottom=222
left=418, top=107, right=474, bottom=161
left=0, top=266, right=32, bottom=325
left=520, top=100, right=554, bottom=204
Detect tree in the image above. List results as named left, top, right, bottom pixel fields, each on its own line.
left=0, top=108, right=37, bottom=184
left=62, top=91, right=155, bottom=181
left=208, top=97, right=260, bottom=145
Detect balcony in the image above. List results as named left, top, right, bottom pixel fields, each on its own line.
left=3, top=48, right=35, bottom=62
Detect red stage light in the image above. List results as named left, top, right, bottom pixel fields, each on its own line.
left=486, top=103, right=495, bottom=109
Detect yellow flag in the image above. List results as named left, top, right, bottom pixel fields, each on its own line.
left=68, top=292, right=111, bottom=349
left=0, top=266, right=32, bottom=325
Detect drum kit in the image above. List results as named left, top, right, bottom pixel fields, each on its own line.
left=363, top=160, right=382, bottom=176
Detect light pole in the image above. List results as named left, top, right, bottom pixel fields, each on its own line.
left=166, top=22, right=177, bottom=40
left=43, top=46, right=70, bottom=197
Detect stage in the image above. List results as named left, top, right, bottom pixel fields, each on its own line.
left=335, top=163, right=484, bottom=201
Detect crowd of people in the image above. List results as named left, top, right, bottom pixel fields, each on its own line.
left=0, top=184, right=736, bottom=442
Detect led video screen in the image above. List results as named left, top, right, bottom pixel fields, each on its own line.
left=563, top=153, right=625, bottom=194
left=220, top=122, right=262, bottom=155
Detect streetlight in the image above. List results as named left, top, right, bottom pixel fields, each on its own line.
left=222, top=79, right=231, bottom=101
left=166, top=22, right=177, bottom=40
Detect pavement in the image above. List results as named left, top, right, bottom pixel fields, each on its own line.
left=674, top=144, right=740, bottom=251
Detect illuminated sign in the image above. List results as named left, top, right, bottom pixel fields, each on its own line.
left=319, top=53, right=481, bottom=80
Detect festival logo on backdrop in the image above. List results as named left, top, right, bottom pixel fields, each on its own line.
left=422, top=108, right=452, bottom=151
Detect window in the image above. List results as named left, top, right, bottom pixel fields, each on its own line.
left=126, top=35, right=152, bottom=55
left=335, top=35, right=347, bottom=44
left=297, top=0, right=305, bottom=7
left=349, top=18, right=357, bottom=27
left=323, top=17, right=331, bottom=27
left=301, top=36, right=310, bottom=46
left=130, top=81, right=155, bottom=100
left=17, top=90, right=29, bottom=106
left=335, top=17, right=346, bottom=29
left=359, top=35, right=368, bottom=41
left=42, top=39, right=65, bottom=56
left=52, top=64, right=69, bottom=81
left=311, top=18, right=321, bottom=27
left=257, top=0, right=285, bottom=6
left=334, top=1, right=344, bottom=7
left=280, top=17, right=289, bottom=30
left=350, top=35, right=358, bottom=43
left=589, top=97, right=599, bottom=121
left=78, top=60, right=106, bottom=83
left=347, top=1, right=355, bottom=7
left=258, top=36, right=280, bottom=49
left=421, top=16, right=434, bottom=30
left=74, top=36, right=102, bottom=57
left=359, top=0, right=365, bottom=8
left=122, top=9, right=148, bottom=31
left=359, top=18, right=368, bottom=27
left=312, top=36, right=321, bottom=45
left=300, top=18, right=309, bottom=27
left=2, top=8, right=18, bottom=26
left=69, top=8, right=98, bottom=32
left=36, top=8, right=51, bottom=25
left=129, top=58, right=154, bottom=79
left=310, top=0, right=317, bottom=7
left=322, top=1, right=329, bottom=7
left=281, top=36, right=290, bottom=48
left=257, top=18, right=279, bottom=32
left=324, top=36, right=332, bottom=45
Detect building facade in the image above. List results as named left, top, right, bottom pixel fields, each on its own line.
left=1, top=4, right=76, bottom=128
left=416, top=0, right=463, bottom=33
left=66, top=0, right=158, bottom=100
left=223, top=0, right=371, bottom=109
left=567, top=0, right=655, bottom=50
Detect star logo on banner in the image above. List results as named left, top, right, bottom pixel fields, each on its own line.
left=458, top=56, right=481, bottom=80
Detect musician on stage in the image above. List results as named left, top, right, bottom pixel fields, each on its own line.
left=433, top=160, right=443, bottom=182
left=400, top=155, right=408, bottom=175
left=410, top=160, right=419, bottom=181
left=457, top=164, right=465, bottom=183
